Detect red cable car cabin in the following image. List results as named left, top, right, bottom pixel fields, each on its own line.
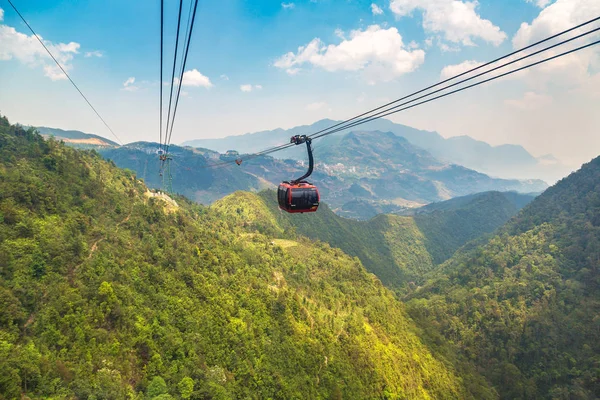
left=278, top=135, right=320, bottom=214
left=278, top=182, right=319, bottom=213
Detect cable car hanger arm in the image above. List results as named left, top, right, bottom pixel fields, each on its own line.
left=290, top=135, right=314, bottom=184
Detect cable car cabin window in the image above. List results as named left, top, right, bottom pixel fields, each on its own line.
left=277, top=185, right=289, bottom=209
left=290, top=188, right=318, bottom=210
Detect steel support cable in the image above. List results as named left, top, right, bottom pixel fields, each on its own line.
left=198, top=142, right=296, bottom=169
left=163, top=0, right=184, bottom=150
left=5, top=0, right=123, bottom=145
left=298, top=15, right=600, bottom=142
left=165, top=0, right=194, bottom=150
left=164, top=0, right=199, bottom=154
left=199, top=17, right=600, bottom=169
left=307, top=25, right=600, bottom=140
left=204, top=38, right=600, bottom=169
left=159, top=0, right=164, bottom=151
left=174, top=0, right=195, bottom=92
left=311, top=39, right=600, bottom=141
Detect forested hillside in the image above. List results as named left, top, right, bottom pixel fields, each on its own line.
left=411, top=191, right=536, bottom=264
left=212, top=189, right=531, bottom=292
left=0, top=116, right=494, bottom=399
left=407, top=157, right=600, bottom=399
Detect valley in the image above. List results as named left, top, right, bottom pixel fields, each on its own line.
left=1, top=115, right=598, bottom=399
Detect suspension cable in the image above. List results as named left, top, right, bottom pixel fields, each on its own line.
left=163, top=0, right=184, bottom=151
left=312, top=39, right=600, bottom=141
left=308, top=25, right=600, bottom=140
left=301, top=15, right=600, bottom=141
left=165, top=0, right=200, bottom=154
left=5, top=0, right=123, bottom=145
left=159, top=0, right=164, bottom=151
left=204, top=35, right=600, bottom=169
left=202, top=17, right=600, bottom=169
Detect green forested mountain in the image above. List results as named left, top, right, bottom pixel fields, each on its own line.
left=400, top=191, right=536, bottom=216
left=410, top=191, right=536, bottom=264
left=211, top=189, right=531, bottom=292
left=407, top=157, right=600, bottom=399
left=0, top=116, right=494, bottom=398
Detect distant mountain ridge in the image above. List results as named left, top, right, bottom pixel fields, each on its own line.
left=183, top=118, right=573, bottom=182
left=101, top=132, right=547, bottom=219
left=35, top=126, right=119, bottom=148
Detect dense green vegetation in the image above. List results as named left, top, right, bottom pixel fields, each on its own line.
left=412, top=191, right=535, bottom=264
left=215, top=190, right=530, bottom=291
left=408, top=157, right=600, bottom=399
left=0, top=116, right=492, bottom=399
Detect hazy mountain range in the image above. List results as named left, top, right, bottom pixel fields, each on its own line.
left=100, top=131, right=547, bottom=219
left=183, top=118, right=575, bottom=183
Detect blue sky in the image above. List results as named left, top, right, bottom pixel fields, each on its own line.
left=0, top=0, right=599, bottom=166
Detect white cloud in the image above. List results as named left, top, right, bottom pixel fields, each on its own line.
left=440, top=59, right=483, bottom=79
left=513, top=0, right=600, bottom=49
left=0, top=8, right=4, bottom=21
left=274, top=25, right=425, bottom=83
left=282, top=2, right=295, bottom=9
left=306, top=101, right=327, bottom=110
left=512, top=0, right=600, bottom=91
left=0, top=19, right=80, bottom=81
left=123, top=77, right=138, bottom=92
left=240, top=84, right=262, bottom=92
left=220, top=74, right=229, bottom=80
left=371, top=3, right=384, bottom=15
left=439, top=41, right=460, bottom=52
left=285, top=67, right=301, bottom=75
left=389, top=0, right=507, bottom=46
left=181, top=69, right=213, bottom=88
left=505, top=91, right=553, bottom=109
left=525, top=0, right=553, bottom=8
left=84, top=50, right=103, bottom=58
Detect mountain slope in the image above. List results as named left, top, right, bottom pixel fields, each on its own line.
left=313, top=131, right=547, bottom=207
left=0, top=116, right=493, bottom=399
left=409, top=191, right=537, bottom=264
left=35, top=126, right=119, bottom=148
left=100, top=142, right=271, bottom=204
left=407, top=156, right=600, bottom=399
left=211, top=189, right=533, bottom=292
left=183, top=118, right=571, bottom=182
